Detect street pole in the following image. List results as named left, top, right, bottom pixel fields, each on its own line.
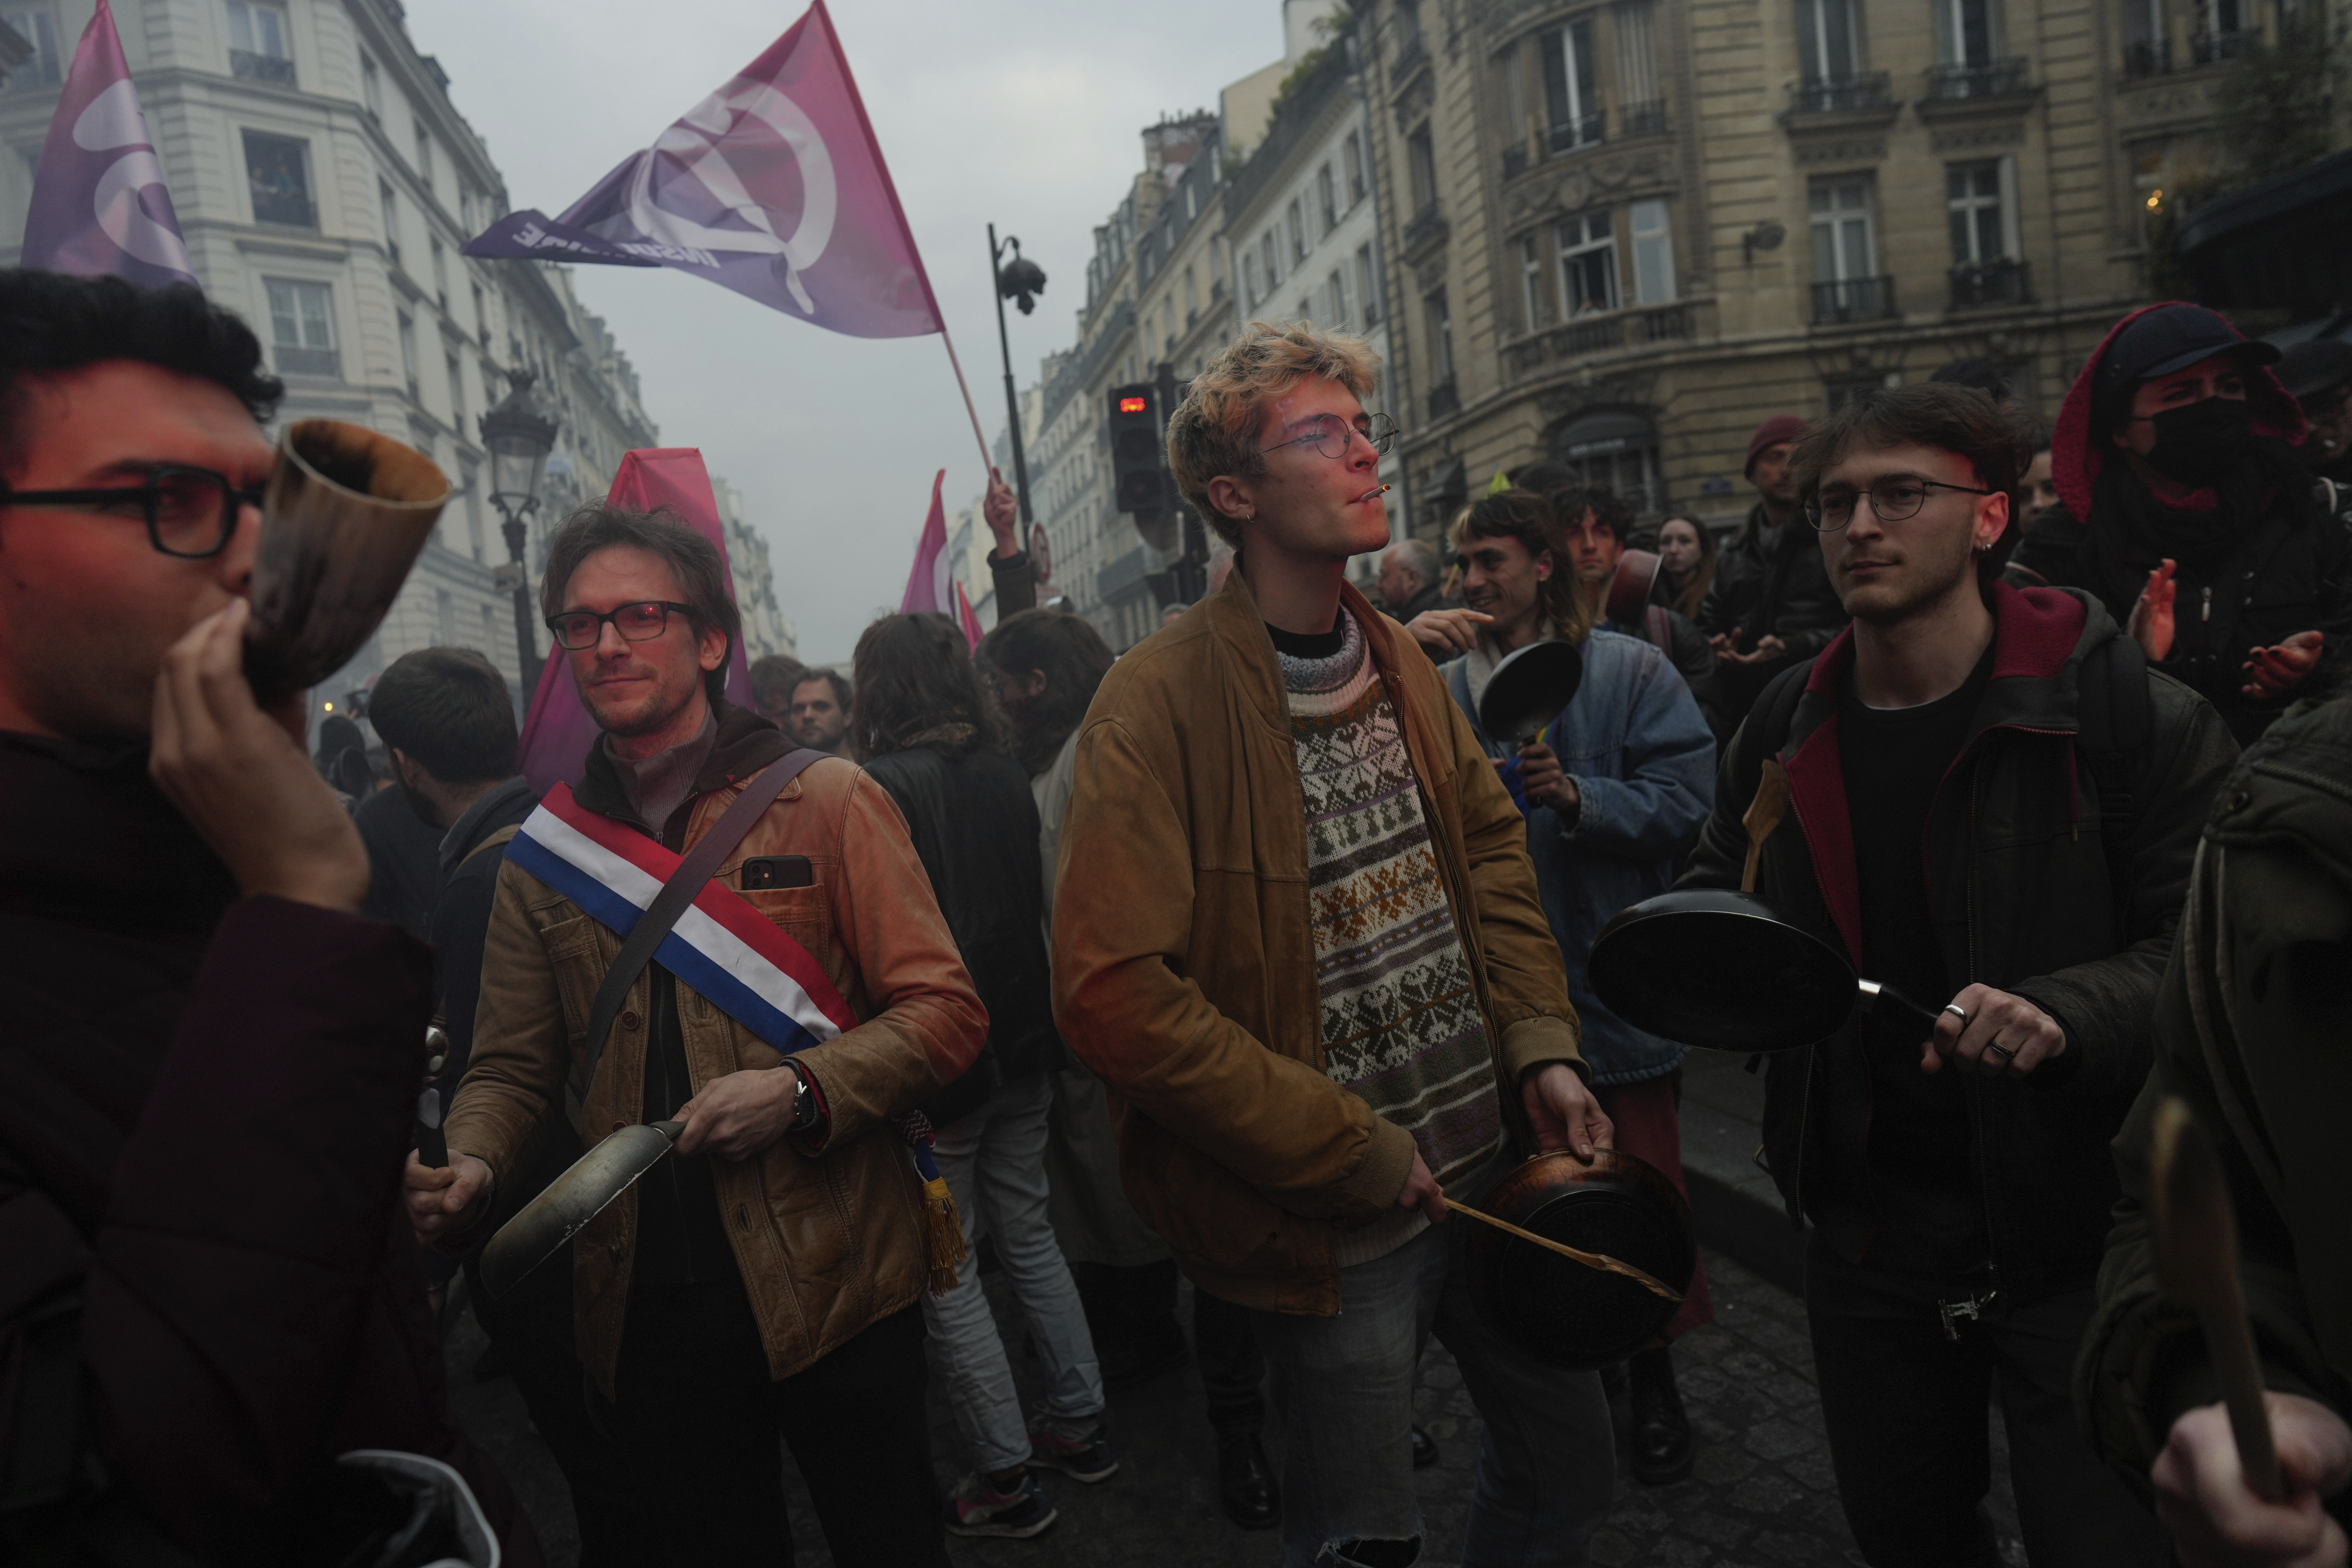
left=989, top=224, right=1036, bottom=528
left=496, top=503, right=541, bottom=693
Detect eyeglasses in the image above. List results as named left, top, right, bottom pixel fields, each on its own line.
left=1257, top=412, right=1399, bottom=462
left=545, top=600, right=695, bottom=651
left=0, top=465, right=266, bottom=558
left=1805, top=476, right=1993, bottom=532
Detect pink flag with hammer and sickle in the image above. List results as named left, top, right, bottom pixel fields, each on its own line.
left=20, top=0, right=198, bottom=289
left=464, top=0, right=941, bottom=340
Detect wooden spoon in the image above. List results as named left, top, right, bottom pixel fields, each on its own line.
left=1741, top=759, right=1791, bottom=894
left=2150, top=1096, right=2281, bottom=1500
left=1447, top=1199, right=1685, bottom=1305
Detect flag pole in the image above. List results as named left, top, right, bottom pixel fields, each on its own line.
left=938, top=326, right=994, bottom=476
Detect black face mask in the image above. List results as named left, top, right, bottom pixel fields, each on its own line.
left=2142, top=396, right=2253, bottom=487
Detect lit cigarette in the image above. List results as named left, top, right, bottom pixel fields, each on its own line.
left=1379, top=484, right=1392, bottom=494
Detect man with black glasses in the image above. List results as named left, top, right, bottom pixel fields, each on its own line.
left=0, top=270, right=536, bottom=1561
left=1680, top=384, right=2236, bottom=1567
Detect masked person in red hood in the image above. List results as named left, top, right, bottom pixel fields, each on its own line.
left=2015, top=303, right=2351, bottom=745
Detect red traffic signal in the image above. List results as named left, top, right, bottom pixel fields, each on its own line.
left=1118, top=396, right=1148, bottom=414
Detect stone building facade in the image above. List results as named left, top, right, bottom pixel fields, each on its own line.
left=1347, top=0, right=2306, bottom=536
left=0, top=0, right=732, bottom=709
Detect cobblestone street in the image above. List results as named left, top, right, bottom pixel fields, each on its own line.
left=446, top=1246, right=2026, bottom=1566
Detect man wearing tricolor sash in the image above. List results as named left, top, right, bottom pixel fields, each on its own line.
left=405, top=503, right=986, bottom=1567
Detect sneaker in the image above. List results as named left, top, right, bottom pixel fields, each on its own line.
left=943, top=1469, right=1057, bottom=1539
left=1026, top=1418, right=1119, bottom=1484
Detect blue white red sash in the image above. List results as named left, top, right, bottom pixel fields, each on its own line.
left=505, top=783, right=856, bottom=1057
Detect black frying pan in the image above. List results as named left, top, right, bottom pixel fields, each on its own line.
left=1587, top=888, right=1945, bottom=1052
left=1477, top=639, right=1584, bottom=744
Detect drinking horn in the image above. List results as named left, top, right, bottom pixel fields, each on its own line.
left=244, top=420, right=450, bottom=707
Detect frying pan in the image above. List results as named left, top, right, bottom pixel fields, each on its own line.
left=1476, top=639, right=1585, bottom=744
left=1587, top=888, right=1946, bottom=1053
left=1463, top=1148, right=1696, bottom=1368
left=1604, top=548, right=1661, bottom=626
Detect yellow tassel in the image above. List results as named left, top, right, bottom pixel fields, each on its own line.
left=922, top=1175, right=968, bottom=1295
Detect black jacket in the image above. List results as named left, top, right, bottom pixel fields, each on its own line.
left=0, top=734, right=535, bottom=1563
left=1695, top=499, right=1850, bottom=657
left=863, top=738, right=1061, bottom=1127
left=1680, top=586, right=2238, bottom=1300
left=428, top=775, right=540, bottom=1084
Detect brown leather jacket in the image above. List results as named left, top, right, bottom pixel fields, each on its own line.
left=444, top=708, right=987, bottom=1394
left=1050, top=573, right=1583, bottom=1316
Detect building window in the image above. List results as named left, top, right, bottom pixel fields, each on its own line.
left=1540, top=21, right=1601, bottom=151
left=1318, top=163, right=1338, bottom=232
left=1329, top=267, right=1351, bottom=329
left=1357, top=244, right=1380, bottom=325
left=1344, top=130, right=1366, bottom=203
left=459, top=458, right=484, bottom=561
left=1796, top=0, right=1861, bottom=82
left=435, top=587, right=456, bottom=644
left=413, top=120, right=432, bottom=193
left=1553, top=410, right=1665, bottom=514
left=1555, top=209, right=1619, bottom=315
left=430, top=236, right=448, bottom=307
left=1615, top=1, right=1665, bottom=132
left=1287, top=198, right=1306, bottom=263
left=470, top=281, right=486, bottom=339
left=226, top=1, right=293, bottom=85
left=1243, top=249, right=1262, bottom=309
left=380, top=181, right=401, bottom=266
left=1811, top=174, right=1893, bottom=320
left=1261, top=230, right=1281, bottom=289
left=2124, top=0, right=2167, bottom=73
left=1, top=6, right=62, bottom=91
left=243, top=131, right=315, bottom=227
left=1934, top=0, right=1998, bottom=65
left=397, top=313, right=419, bottom=400
left=1631, top=198, right=1676, bottom=304
left=1520, top=233, right=1546, bottom=328
left=1406, top=127, right=1437, bottom=212
left=1426, top=287, right=1455, bottom=386
left=1945, top=158, right=2012, bottom=263
left=445, top=352, right=465, bottom=423
left=264, top=277, right=337, bottom=377
left=360, top=50, right=381, bottom=116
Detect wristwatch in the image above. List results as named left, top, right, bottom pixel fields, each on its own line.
left=782, top=1062, right=816, bottom=1131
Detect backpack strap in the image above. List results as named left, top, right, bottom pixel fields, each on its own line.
left=457, top=822, right=521, bottom=873
left=1644, top=604, right=1673, bottom=655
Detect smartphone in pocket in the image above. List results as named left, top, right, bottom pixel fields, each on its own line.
left=740, top=854, right=814, bottom=890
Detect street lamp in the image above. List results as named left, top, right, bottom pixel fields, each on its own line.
left=477, top=368, right=558, bottom=690
left=989, top=226, right=1046, bottom=529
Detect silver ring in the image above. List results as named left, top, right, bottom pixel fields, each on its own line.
left=1941, top=1004, right=1970, bottom=1024
left=1986, top=1042, right=2016, bottom=1062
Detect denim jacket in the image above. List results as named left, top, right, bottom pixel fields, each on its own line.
left=1444, top=629, right=1717, bottom=1085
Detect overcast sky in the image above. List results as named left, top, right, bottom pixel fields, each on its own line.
left=402, top=0, right=1286, bottom=663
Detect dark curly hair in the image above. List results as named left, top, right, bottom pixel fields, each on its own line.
left=977, top=608, right=1116, bottom=774
left=851, top=612, right=1007, bottom=760
left=0, top=270, right=283, bottom=478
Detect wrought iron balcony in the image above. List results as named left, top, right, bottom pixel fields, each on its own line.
left=2124, top=39, right=2173, bottom=77
left=1427, top=379, right=1460, bottom=419
left=1401, top=202, right=1450, bottom=261
left=1789, top=72, right=1893, bottom=115
left=1925, top=57, right=2030, bottom=99
left=1812, top=275, right=1899, bottom=325
left=1620, top=99, right=1669, bottom=138
left=2191, top=28, right=2259, bottom=65
left=232, top=49, right=296, bottom=86
left=1547, top=112, right=1606, bottom=155
left=1949, top=258, right=2032, bottom=310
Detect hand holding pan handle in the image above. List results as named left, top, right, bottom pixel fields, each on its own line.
left=1855, top=979, right=1945, bottom=1042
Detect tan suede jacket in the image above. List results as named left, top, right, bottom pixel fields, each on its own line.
left=445, top=744, right=987, bottom=1395
left=1051, top=572, right=1583, bottom=1315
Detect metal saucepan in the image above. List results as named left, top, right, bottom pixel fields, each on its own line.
left=1604, top=548, right=1662, bottom=626
left=245, top=420, right=449, bottom=706
left=1587, top=888, right=1946, bottom=1053
left=478, top=1120, right=684, bottom=1299
left=1463, top=1147, right=1697, bottom=1369
left=1476, top=639, right=1585, bottom=745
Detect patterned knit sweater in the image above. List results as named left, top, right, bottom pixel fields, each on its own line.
left=1278, top=610, right=1503, bottom=1266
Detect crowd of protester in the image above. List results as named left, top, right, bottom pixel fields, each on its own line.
left=4, top=264, right=2349, bottom=1568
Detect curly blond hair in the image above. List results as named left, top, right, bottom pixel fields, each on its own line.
left=1167, top=320, right=1383, bottom=547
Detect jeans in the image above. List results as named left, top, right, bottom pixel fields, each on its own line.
left=611, top=1283, right=946, bottom=1567
left=1248, top=1210, right=1616, bottom=1567
left=1808, top=1234, right=2169, bottom=1568
left=922, top=1072, right=1106, bottom=1472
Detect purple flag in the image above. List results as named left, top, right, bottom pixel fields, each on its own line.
left=465, top=0, right=941, bottom=340
left=20, top=0, right=196, bottom=288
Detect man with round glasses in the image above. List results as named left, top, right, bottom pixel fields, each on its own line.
left=0, top=269, right=537, bottom=1559
left=1052, top=320, right=1614, bottom=1566
left=1679, top=383, right=2236, bottom=1566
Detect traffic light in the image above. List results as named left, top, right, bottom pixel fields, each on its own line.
left=1108, top=381, right=1173, bottom=516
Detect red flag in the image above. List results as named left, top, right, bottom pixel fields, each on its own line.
left=515, top=449, right=757, bottom=796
